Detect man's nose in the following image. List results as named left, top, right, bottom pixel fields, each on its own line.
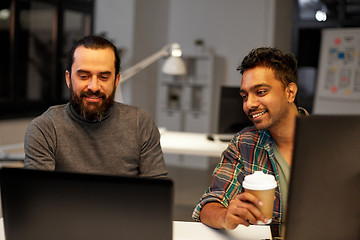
left=245, top=95, right=259, bottom=110
left=88, top=76, right=100, bottom=92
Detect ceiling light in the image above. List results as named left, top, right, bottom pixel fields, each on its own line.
left=0, top=9, right=10, bottom=20
left=315, top=10, right=327, bottom=21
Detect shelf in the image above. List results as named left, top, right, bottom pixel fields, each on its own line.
left=156, top=52, right=217, bottom=134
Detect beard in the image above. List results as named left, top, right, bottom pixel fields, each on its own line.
left=248, top=100, right=289, bottom=131
left=69, top=82, right=116, bottom=122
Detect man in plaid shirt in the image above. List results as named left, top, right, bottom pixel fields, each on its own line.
left=192, top=47, right=308, bottom=229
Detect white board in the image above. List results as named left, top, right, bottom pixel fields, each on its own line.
left=313, top=28, right=360, bottom=115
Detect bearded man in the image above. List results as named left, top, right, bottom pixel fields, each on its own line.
left=24, top=35, right=167, bottom=178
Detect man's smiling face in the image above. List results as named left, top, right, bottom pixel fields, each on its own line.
left=240, top=66, right=292, bottom=131
left=66, top=46, right=120, bottom=121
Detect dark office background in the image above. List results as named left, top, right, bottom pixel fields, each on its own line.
left=0, top=0, right=94, bottom=119
left=1, top=0, right=360, bottom=119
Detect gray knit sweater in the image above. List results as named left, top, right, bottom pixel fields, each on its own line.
left=24, top=102, right=167, bottom=178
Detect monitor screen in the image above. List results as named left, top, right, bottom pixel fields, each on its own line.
left=217, top=86, right=253, bottom=134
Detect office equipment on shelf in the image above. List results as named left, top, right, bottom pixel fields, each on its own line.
left=0, top=168, right=173, bottom=240
left=156, top=52, right=220, bottom=168
left=285, top=115, right=360, bottom=240
left=156, top=52, right=216, bottom=133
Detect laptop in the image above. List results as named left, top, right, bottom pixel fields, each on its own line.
left=0, top=168, right=173, bottom=240
left=285, top=115, right=360, bottom=240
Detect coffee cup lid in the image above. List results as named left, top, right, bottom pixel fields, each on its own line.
left=243, top=171, right=277, bottom=190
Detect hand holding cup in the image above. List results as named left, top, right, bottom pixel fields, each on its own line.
left=242, top=171, right=277, bottom=224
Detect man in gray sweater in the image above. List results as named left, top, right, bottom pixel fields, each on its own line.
left=24, top=35, right=167, bottom=178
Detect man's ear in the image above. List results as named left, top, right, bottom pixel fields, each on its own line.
left=65, top=70, right=71, bottom=88
left=286, top=82, right=298, bottom=103
left=115, top=73, right=120, bottom=88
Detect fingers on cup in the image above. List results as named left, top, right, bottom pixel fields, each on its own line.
left=228, top=196, right=265, bottom=226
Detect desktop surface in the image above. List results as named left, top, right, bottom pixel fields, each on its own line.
left=0, top=218, right=272, bottom=240
left=160, top=130, right=229, bottom=157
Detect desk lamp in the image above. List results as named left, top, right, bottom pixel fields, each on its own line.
left=120, top=43, right=186, bottom=83
left=117, top=43, right=186, bottom=102
left=116, top=43, right=186, bottom=102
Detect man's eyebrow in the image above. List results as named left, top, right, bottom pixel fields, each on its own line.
left=240, top=83, right=272, bottom=93
left=76, top=70, right=111, bottom=75
left=252, top=83, right=272, bottom=89
left=76, top=70, right=90, bottom=74
left=99, top=71, right=111, bottom=75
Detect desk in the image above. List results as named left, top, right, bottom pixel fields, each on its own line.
left=0, top=143, right=24, bottom=161
left=0, top=143, right=25, bottom=168
left=173, top=221, right=272, bottom=240
left=0, top=218, right=272, bottom=240
left=160, top=130, right=231, bottom=157
left=0, top=131, right=232, bottom=160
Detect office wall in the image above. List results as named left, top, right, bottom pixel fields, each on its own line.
left=94, top=0, right=169, bottom=115
left=167, top=0, right=275, bottom=87
left=94, top=0, right=136, bottom=104
left=127, top=0, right=292, bottom=115
left=130, top=0, right=169, bottom=117
left=87, top=0, right=292, bottom=115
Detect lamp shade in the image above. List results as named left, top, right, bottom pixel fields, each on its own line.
left=162, top=56, right=187, bottom=75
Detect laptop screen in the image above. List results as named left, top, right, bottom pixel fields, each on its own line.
left=0, top=168, right=173, bottom=240
left=285, top=115, right=360, bottom=240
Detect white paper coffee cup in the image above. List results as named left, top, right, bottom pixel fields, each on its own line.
left=243, top=171, right=277, bottom=224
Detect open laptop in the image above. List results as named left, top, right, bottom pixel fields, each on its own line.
left=0, top=168, right=173, bottom=240
left=285, top=115, right=360, bottom=240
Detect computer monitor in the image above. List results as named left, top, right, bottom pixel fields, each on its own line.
left=217, top=86, right=252, bottom=134
left=285, top=115, right=360, bottom=240
left=0, top=168, right=174, bottom=240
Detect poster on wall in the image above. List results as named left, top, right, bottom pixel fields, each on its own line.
left=313, top=28, right=360, bottom=114
left=315, top=28, right=360, bottom=101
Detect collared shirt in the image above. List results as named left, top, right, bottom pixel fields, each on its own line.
left=192, top=107, right=308, bottom=224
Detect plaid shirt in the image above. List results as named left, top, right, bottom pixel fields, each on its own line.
left=192, top=108, right=308, bottom=224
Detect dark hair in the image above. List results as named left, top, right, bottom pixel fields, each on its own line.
left=66, top=35, right=121, bottom=77
left=237, top=47, right=297, bottom=87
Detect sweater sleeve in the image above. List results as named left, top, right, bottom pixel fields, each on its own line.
left=24, top=116, right=56, bottom=171
left=137, top=109, right=168, bottom=178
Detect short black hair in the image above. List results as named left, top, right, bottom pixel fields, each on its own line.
left=66, top=35, right=121, bottom=77
left=237, top=47, right=297, bottom=87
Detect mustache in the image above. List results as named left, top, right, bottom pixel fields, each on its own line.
left=247, top=108, right=258, bottom=115
left=247, top=108, right=266, bottom=116
left=80, top=90, right=106, bottom=99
